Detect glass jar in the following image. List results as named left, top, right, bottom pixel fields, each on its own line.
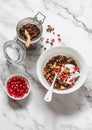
left=3, top=12, right=46, bottom=64
left=3, top=40, right=26, bottom=64
left=16, top=12, right=46, bottom=51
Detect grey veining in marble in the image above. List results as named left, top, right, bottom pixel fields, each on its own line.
left=0, top=0, right=92, bottom=130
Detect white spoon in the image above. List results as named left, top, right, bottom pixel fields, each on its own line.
left=44, top=73, right=57, bottom=102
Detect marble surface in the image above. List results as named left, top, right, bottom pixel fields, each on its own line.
left=0, top=0, right=92, bottom=130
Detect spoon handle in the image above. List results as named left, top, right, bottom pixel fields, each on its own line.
left=25, top=30, right=31, bottom=48
left=44, top=73, right=57, bottom=102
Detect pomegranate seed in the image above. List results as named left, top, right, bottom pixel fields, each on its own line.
left=58, top=37, right=61, bottom=42
left=7, top=84, right=11, bottom=88
left=70, top=83, right=75, bottom=87
left=54, top=84, right=58, bottom=88
left=13, top=77, right=17, bottom=81
left=21, top=78, right=25, bottom=81
left=55, top=69, right=59, bottom=73
left=74, top=67, right=79, bottom=72
left=61, top=72, right=64, bottom=76
left=61, top=77, right=65, bottom=80
left=48, top=77, right=52, bottom=82
left=51, top=57, right=55, bottom=61
left=20, top=84, right=23, bottom=87
left=16, top=81, right=20, bottom=84
left=11, top=82, right=15, bottom=85
left=23, top=86, right=26, bottom=89
left=25, top=88, right=29, bottom=93
left=8, top=79, right=11, bottom=83
left=61, top=64, right=65, bottom=67
left=63, top=82, right=67, bottom=86
left=57, top=62, right=61, bottom=66
left=21, top=89, right=24, bottom=92
left=10, top=89, right=13, bottom=92
left=51, top=38, right=55, bottom=43
left=72, top=78, right=75, bottom=81
left=65, top=74, right=69, bottom=79
left=14, top=86, right=17, bottom=90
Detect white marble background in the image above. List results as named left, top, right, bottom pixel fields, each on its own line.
left=0, top=0, right=92, bottom=130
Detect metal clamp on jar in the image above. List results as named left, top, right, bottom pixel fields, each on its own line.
left=3, top=12, right=46, bottom=64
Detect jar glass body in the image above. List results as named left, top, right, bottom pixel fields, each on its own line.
left=3, top=40, right=26, bottom=64
left=16, top=17, right=43, bottom=50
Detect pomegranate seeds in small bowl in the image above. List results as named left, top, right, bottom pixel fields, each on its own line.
left=5, top=74, right=31, bottom=100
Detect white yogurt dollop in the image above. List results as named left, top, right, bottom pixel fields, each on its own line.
left=65, top=64, right=75, bottom=73
left=64, top=64, right=80, bottom=85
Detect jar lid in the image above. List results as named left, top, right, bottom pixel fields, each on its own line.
left=3, top=40, right=26, bottom=64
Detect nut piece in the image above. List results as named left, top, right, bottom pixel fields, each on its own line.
left=46, top=25, right=54, bottom=33
left=63, top=68, right=69, bottom=73
left=67, top=58, right=74, bottom=63
left=45, top=73, right=51, bottom=79
left=43, top=70, right=46, bottom=76
left=57, top=73, right=61, bottom=79
left=50, top=65, right=60, bottom=69
left=60, top=86, right=66, bottom=90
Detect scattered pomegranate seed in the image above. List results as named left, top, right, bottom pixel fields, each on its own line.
left=51, top=38, right=55, bottom=43
left=58, top=37, right=61, bottom=42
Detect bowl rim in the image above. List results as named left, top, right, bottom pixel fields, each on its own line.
left=5, top=74, right=31, bottom=100
left=36, top=46, right=88, bottom=94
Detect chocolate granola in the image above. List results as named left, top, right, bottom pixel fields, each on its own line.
left=43, top=55, right=80, bottom=90
left=19, top=23, right=40, bottom=40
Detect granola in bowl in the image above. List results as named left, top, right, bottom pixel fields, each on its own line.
left=43, top=55, right=80, bottom=90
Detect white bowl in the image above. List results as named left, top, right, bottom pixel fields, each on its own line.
left=37, top=46, right=87, bottom=94
left=5, top=74, right=31, bottom=100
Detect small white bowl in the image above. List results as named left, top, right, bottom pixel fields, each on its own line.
left=37, top=46, right=87, bottom=94
left=5, top=74, right=31, bottom=100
